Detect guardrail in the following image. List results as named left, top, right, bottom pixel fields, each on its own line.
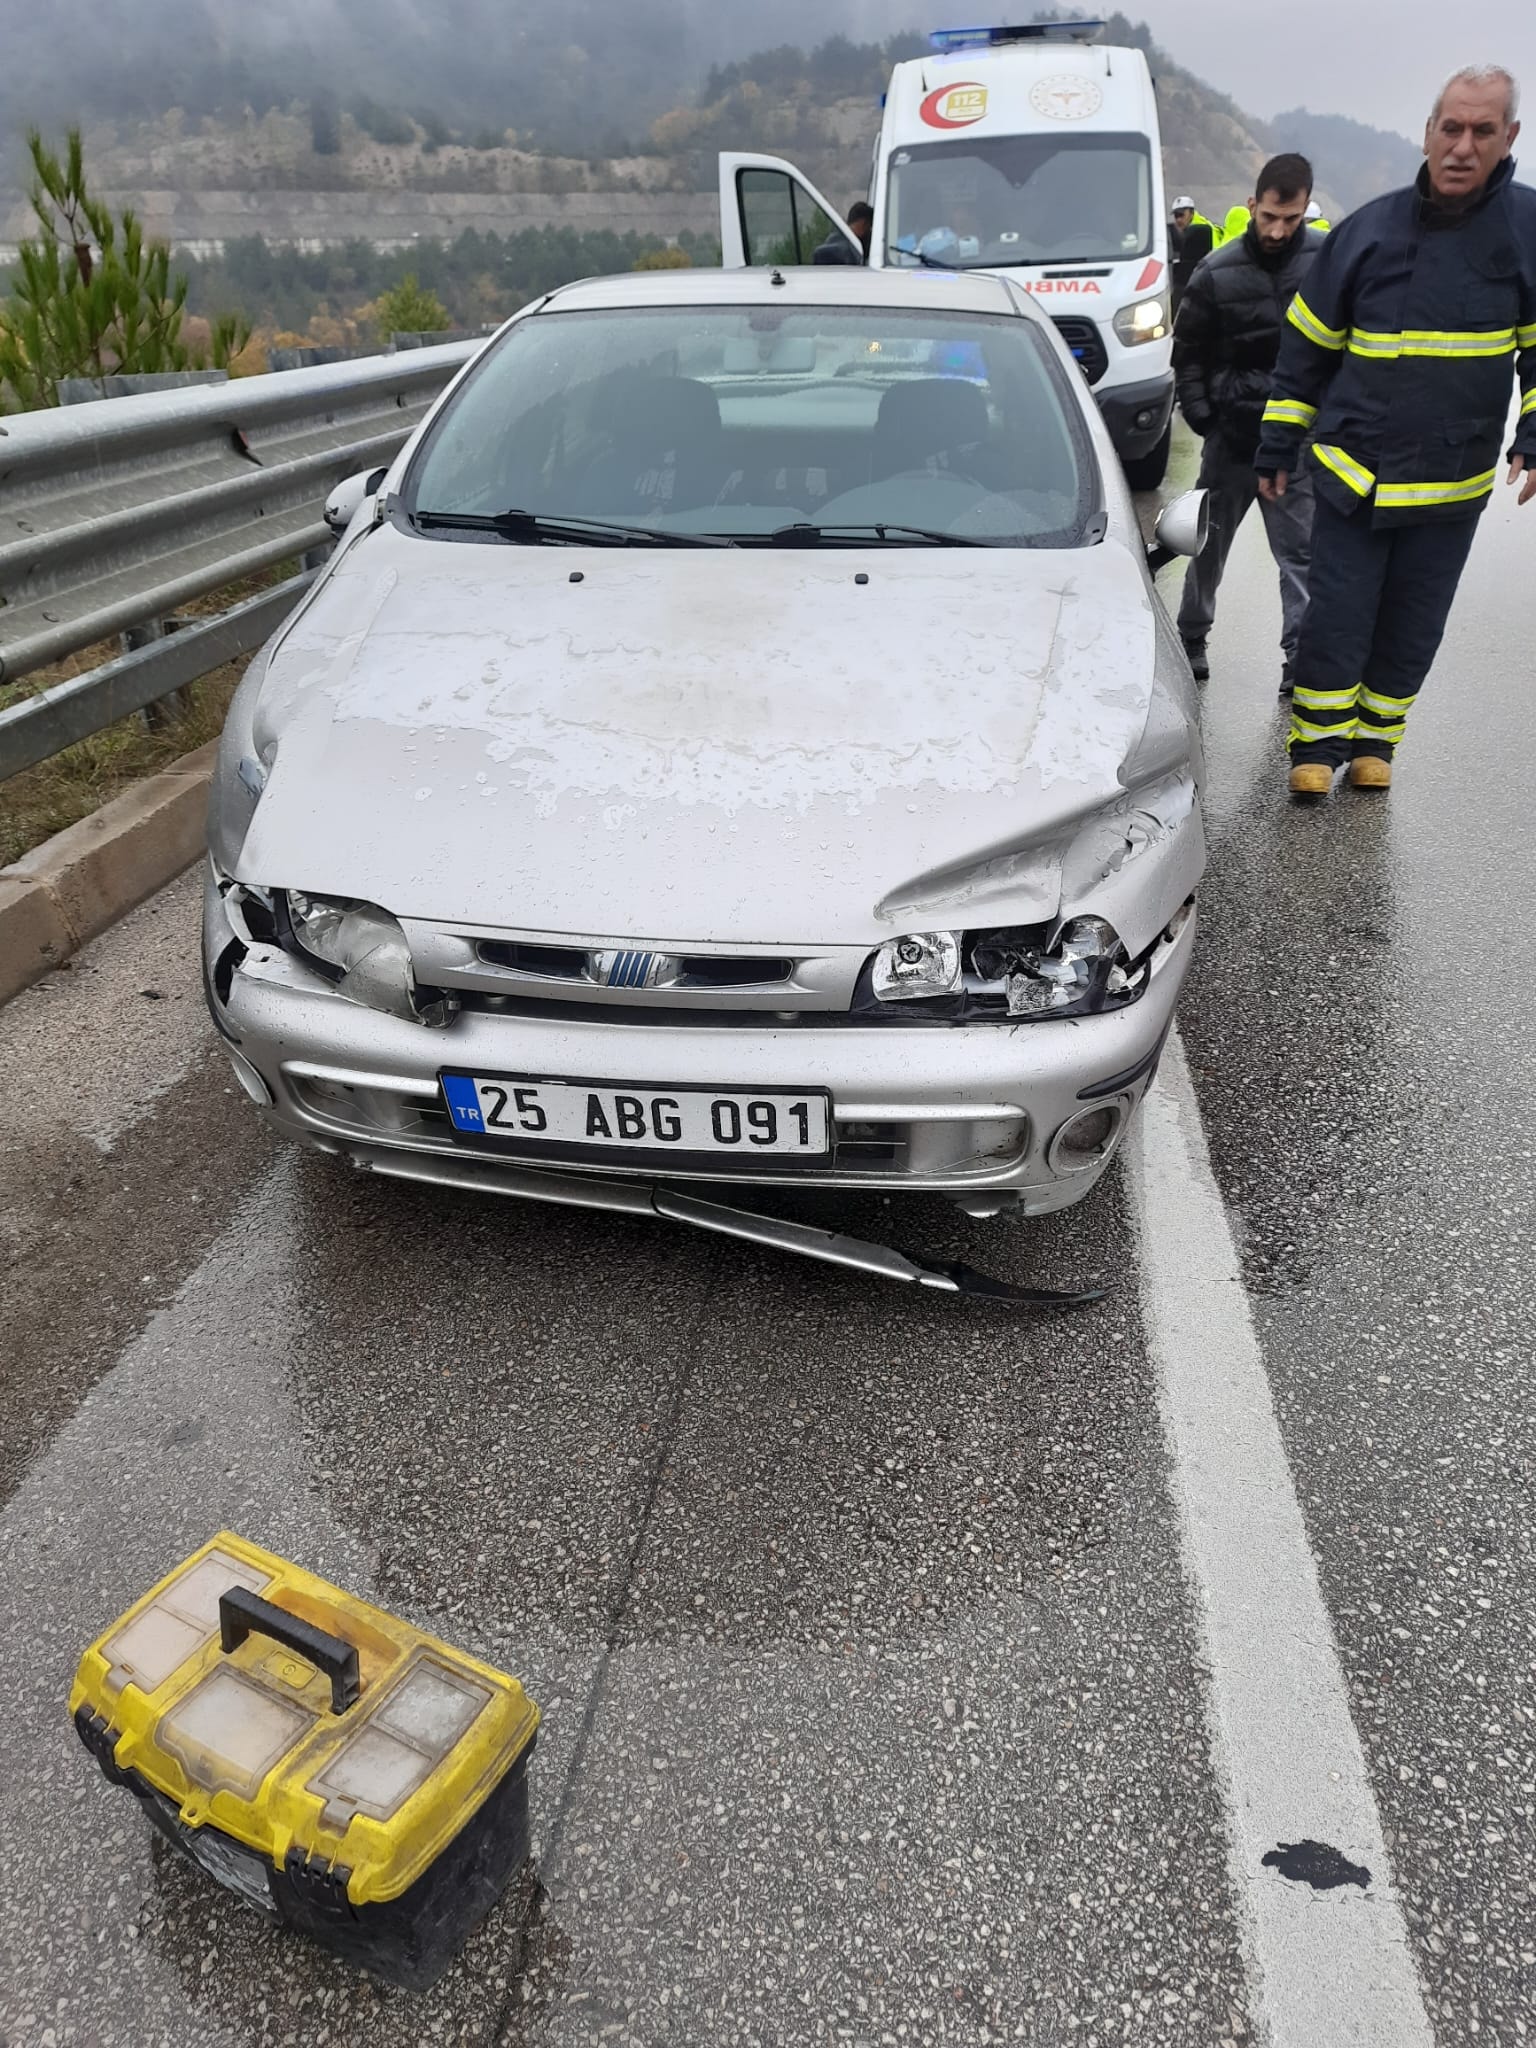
left=0, top=340, right=479, bottom=782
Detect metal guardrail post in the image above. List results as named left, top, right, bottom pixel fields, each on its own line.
left=122, top=619, right=182, bottom=730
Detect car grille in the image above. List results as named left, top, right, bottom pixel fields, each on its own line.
left=476, top=940, right=795, bottom=991
left=1051, top=316, right=1109, bottom=386
left=284, top=1070, right=1029, bottom=1183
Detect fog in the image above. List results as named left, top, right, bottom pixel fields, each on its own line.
left=1130, top=0, right=1534, bottom=137
left=1, top=0, right=1532, bottom=155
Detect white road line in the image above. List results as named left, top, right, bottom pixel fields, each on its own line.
left=1130, top=1030, right=1434, bottom=2048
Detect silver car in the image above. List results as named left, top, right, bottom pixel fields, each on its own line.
left=204, top=267, right=1206, bottom=1294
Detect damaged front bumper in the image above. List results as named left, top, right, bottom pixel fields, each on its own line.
left=204, top=878, right=1195, bottom=1227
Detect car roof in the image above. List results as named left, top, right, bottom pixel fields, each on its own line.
left=541, top=265, right=1034, bottom=321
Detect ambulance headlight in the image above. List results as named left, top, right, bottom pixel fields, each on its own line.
left=1113, top=293, right=1170, bottom=346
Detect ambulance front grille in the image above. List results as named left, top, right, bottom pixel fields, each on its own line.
left=1051, top=317, right=1108, bottom=385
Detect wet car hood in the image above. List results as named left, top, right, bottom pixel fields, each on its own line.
left=238, top=525, right=1183, bottom=946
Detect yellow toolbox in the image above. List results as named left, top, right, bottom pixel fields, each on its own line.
left=69, top=1532, right=539, bottom=1989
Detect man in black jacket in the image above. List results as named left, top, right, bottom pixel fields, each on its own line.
left=1256, top=66, right=1536, bottom=794
left=1173, top=153, right=1320, bottom=689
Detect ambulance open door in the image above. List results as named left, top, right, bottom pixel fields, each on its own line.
left=717, top=153, right=863, bottom=267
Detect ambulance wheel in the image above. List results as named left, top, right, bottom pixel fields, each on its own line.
left=1122, top=426, right=1171, bottom=492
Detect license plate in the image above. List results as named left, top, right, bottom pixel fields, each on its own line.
left=439, top=1073, right=831, bottom=1157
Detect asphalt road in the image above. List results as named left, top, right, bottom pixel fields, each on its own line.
left=2, top=428, right=1533, bottom=2046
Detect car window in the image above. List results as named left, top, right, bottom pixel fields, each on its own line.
left=402, top=303, right=1099, bottom=546
left=888, top=133, right=1153, bottom=267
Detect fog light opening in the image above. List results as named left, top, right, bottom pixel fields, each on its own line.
left=1047, top=1099, right=1128, bottom=1175
left=225, top=1049, right=273, bottom=1107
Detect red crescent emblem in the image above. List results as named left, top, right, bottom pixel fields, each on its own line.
left=920, top=81, right=988, bottom=129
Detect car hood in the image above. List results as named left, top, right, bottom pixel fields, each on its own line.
left=238, top=526, right=1187, bottom=946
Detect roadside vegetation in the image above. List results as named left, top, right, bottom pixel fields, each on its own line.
left=0, top=567, right=294, bottom=868
left=0, top=130, right=249, bottom=410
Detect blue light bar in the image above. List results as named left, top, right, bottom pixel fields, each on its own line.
left=929, top=21, right=1104, bottom=51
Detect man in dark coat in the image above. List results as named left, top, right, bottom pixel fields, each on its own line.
left=1173, top=153, right=1320, bottom=690
left=1256, top=66, right=1536, bottom=794
left=813, top=201, right=873, bottom=264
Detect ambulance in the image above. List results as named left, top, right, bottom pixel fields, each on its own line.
left=718, top=20, right=1175, bottom=487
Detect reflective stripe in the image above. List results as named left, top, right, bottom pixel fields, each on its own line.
left=1289, top=714, right=1357, bottom=745
left=1356, top=718, right=1408, bottom=745
left=1521, top=388, right=1536, bottom=418
left=1313, top=443, right=1377, bottom=497
left=1346, top=326, right=1517, bottom=359
left=1262, top=397, right=1318, bottom=428
left=1357, top=687, right=1416, bottom=716
left=1375, top=468, right=1497, bottom=509
left=1291, top=686, right=1359, bottom=711
left=1519, top=322, right=1536, bottom=349
left=1288, top=294, right=1346, bottom=350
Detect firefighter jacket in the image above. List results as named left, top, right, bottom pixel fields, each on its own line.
left=1174, top=219, right=1321, bottom=457
left=1255, top=157, right=1536, bottom=525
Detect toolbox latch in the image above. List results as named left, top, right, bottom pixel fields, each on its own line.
left=282, top=1847, right=359, bottom=1922
left=73, top=1706, right=133, bottom=1786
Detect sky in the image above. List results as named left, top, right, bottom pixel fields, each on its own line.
left=1096, top=0, right=1533, bottom=137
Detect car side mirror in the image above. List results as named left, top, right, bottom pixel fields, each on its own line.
left=324, top=466, right=388, bottom=537
left=1145, top=489, right=1209, bottom=573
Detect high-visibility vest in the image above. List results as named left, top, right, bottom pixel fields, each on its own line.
left=1212, top=205, right=1250, bottom=249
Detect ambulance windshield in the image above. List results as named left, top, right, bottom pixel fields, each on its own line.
left=888, top=132, right=1153, bottom=268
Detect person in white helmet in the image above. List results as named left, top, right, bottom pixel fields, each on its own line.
left=1305, top=200, right=1332, bottom=231
left=1170, top=196, right=1215, bottom=313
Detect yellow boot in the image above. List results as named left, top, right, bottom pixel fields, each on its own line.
left=1288, top=762, right=1334, bottom=796
left=1348, top=755, right=1392, bottom=790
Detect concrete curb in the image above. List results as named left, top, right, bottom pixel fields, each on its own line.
left=0, top=740, right=217, bottom=1006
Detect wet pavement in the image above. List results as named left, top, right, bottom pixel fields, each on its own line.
left=1172, top=438, right=1536, bottom=2042
left=2, top=428, right=1533, bottom=2044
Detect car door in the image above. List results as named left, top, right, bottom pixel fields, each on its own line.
left=717, top=153, right=863, bottom=267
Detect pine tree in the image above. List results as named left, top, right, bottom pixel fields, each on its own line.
left=372, top=273, right=452, bottom=341
left=0, top=130, right=251, bottom=411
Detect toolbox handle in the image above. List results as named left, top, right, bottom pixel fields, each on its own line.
left=218, top=1587, right=361, bottom=1715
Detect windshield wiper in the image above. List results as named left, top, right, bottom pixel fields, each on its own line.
left=765, top=521, right=995, bottom=548
left=413, top=508, right=733, bottom=548
left=885, top=243, right=956, bottom=271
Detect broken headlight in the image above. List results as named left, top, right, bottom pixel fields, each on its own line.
left=862, top=917, right=1145, bottom=1021
left=871, top=930, right=962, bottom=1002
left=971, top=916, right=1136, bottom=1018
left=279, top=891, right=458, bottom=1027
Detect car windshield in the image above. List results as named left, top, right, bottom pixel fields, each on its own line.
left=888, top=133, right=1153, bottom=267
left=402, top=303, right=1098, bottom=546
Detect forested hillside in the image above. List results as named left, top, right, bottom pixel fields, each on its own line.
left=1, top=6, right=1424, bottom=356
left=2, top=0, right=920, bottom=153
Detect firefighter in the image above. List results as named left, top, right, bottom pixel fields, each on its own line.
left=1256, top=64, right=1536, bottom=795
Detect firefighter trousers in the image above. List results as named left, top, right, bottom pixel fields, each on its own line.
left=1176, top=429, right=1314, bottom=662
left=1288, top=494, right=1481, bottom=766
